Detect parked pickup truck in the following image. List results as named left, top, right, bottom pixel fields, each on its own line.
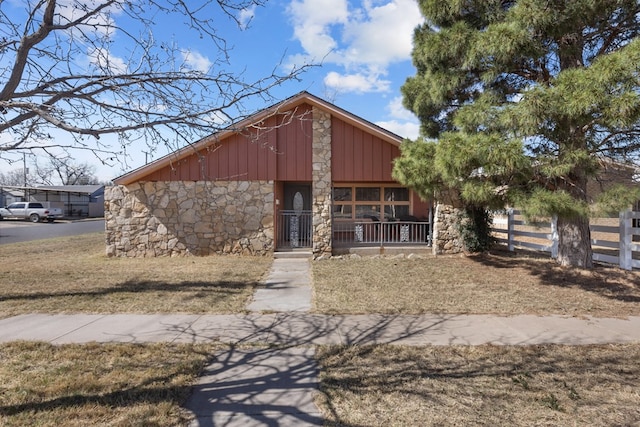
left=0, top=202, right=64, bottom=223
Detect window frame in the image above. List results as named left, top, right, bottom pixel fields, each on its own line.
left=332, top=184, right=412, bottom=222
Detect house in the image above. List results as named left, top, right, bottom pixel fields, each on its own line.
left=587, top=159, right=640, bottom=203
left=27, top=185, right=105, bottom=217
left=105, top=92, right=433, bottom=258
left=0, top=184, right=104, bottom=217
left=0, top=187, right=24, bottom=207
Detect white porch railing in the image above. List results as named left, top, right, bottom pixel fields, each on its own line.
left=333, top=220, right=431, bottom=247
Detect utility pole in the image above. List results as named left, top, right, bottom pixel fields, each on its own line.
left=23, top=153, right=28, bottom=201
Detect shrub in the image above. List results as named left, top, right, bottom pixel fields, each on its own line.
left=456, top=205, right=496, bottom=253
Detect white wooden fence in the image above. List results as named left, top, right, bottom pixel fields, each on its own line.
left=492, top=209, right=640, bottom=270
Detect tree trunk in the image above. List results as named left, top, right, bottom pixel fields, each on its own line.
left=554, top=163, right=593, bottom=268
left=556, top=215, right=593, bottom=268
left=554, top=31, right=592, bottom=268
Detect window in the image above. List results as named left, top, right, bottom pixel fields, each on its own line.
left=332, top=204, right=352, bottom=219
left=333, top=187, right=352, bottom=202
left=333, top=185, right=411, bottom=221
left=356, top=187, right=380, bottom=201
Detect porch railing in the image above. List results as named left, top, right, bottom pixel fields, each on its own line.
left=333, top=220, right=431, bottom=247
left=277, top=210, right=313, bottom=249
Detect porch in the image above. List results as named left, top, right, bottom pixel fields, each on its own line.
left=333, top=219, right=432, bottom=249
left=276, top=210, right=432, bottom=253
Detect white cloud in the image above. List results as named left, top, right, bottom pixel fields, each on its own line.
left=56, top=0, right=123, bottom=38
left=324, top=71, right=390, bottom=93
left=341, top=0, right=420, bottom=67
left=286, top=0, right=423, bottom=94
left=287, top=0, right=349, bottom=61
left=180, top=49, right=213, bottom=73
left=205, top=110, right=232, bottom=126
left=387, top=96, right=416, bottom=121
left=376, top=119, right=420, bottom=139
left=87, top=47, right=127, bottom=74
left=374, top=96, right=420, bottom=139
left=238, top=5, right=256, bottom=29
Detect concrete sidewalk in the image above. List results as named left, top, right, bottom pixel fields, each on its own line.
left=1, top=312, right=639, bottom=346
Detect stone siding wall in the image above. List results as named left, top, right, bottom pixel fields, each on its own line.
left=432, top=203, right=465, bottom=255
left=311, top=107, right=333, bottom=258
left=105, top=181, right=274, bottom=257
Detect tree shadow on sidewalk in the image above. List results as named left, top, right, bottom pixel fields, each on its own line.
left=176, top=312, right=467, bottom=426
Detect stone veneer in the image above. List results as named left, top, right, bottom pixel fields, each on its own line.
left=432, top=203, right=465, bottom=255
left=104, top=180, right=274, bottom=257
left=311, top=107, right=333, bottom=258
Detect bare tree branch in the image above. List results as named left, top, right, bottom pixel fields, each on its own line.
left=0, top=0, right=313, bottom=167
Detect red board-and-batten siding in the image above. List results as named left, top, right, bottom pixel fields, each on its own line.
left=332, top=118, right=399, bottom=182
left=140, top=104, right=312, bottom=182
left=136, top=103, right=400, bottom=184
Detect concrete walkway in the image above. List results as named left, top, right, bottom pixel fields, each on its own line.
left=247, top=258, right=313, bottom=312
left=184, top=346, right=322, bottom=427
left=190, top=256, right=319, bottom=427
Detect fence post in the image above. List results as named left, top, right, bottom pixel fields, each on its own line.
left=507, top=209, right=515, bottom=252
left=619, top=209, right=632, bottom=270
left=550, top=215, right=558, bottom=259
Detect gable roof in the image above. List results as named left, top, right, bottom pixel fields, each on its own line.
left=114, top=91, right=403, bottom=185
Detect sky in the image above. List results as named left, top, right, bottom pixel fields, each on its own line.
left=1, top=0, right=425, bottom=183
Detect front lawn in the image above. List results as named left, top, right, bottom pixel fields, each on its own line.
left=0, top=233, right=271, bottom=317
left=0, top=341, right=218, bottom=427
left=312, top=251, right=640, bottom=317
left=316, top=343, right=640, bottom=426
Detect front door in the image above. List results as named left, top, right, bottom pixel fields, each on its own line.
left=278, top=183, right=312, bottom=248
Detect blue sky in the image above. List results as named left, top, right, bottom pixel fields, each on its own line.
left=2, top=0, right=424, bottom=183
left=237, top=0, right=423, bottom=130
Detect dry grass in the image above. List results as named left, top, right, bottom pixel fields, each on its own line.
left=317, top=343, right=640, bottom=427
left=0, top=233, right=272, bottom=317
left=0, top=341, right=218, bottom=427
left=312, top=250, right=640, bottom=317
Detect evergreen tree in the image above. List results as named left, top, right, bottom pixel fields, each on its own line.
left=395, top=0, right=640, bottom=267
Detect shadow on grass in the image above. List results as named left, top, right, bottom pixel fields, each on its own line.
left=468, top=248, right=640, bottom=303
left=0, top=343, right=214, bottom=423
left=0, top=383, right=194, bottom=417
left=315, top=342, right=640, bottom=426
left=0, top=280, right=256, bottom=302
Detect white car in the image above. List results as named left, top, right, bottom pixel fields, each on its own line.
left=0, top=202, right=64, bottom=223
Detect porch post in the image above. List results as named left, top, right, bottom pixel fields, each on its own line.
left=311, top=107, right=333, bottom=258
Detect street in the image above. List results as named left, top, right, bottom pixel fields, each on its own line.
left=0, top=219, right=105, bottom=245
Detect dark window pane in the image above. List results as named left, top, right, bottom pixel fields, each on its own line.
left=384, top=205, right=409, bottom=220
left=333, top=204, right=352, bottom=219
left=384, top=187, right=409, bottom=202
left=355, top=205, right=381, bottom=220
left=356, top=187, right=380, bottom=201
left=333, top=187, right=352, bottom=201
